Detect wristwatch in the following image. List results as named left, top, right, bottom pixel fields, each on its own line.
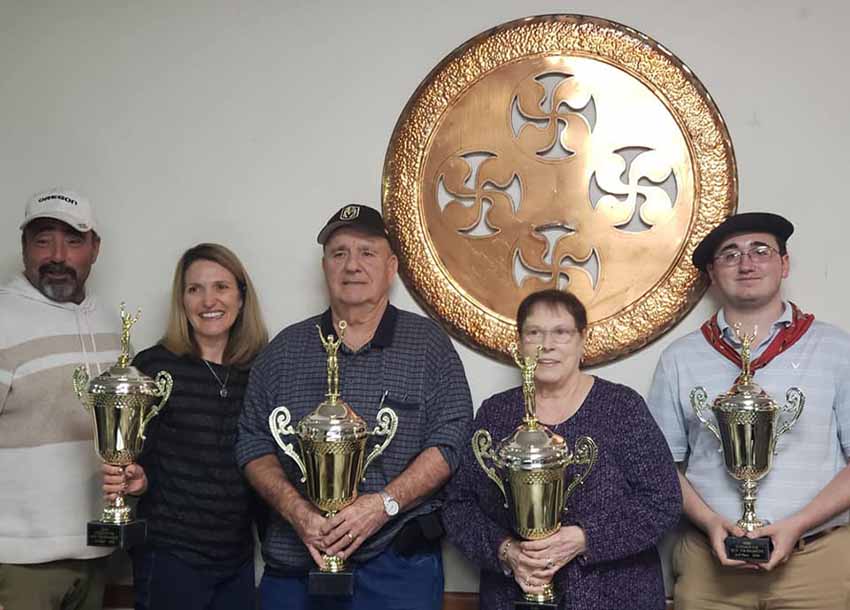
left=379, top=490, right=400, bottom=517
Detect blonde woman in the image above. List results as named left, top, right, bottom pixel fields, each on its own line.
left=102, top=243, right=268, bottom=610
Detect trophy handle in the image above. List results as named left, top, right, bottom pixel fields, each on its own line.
left=72, top=366, right=91, bottom=410
left=563, top=435, right=597, bottom=510
left=358, top=392, right=398, bottom=481
left=139, top=371, right=173, bottom=440
left=689, top=387, right=721, bottom=443
left=363, top=406, right=399, bottom=479
left=471, top=430, right=508, bottom=508
left=268, top=406, right=307, bottom=483
left=775, top=387, right=805, bottom=443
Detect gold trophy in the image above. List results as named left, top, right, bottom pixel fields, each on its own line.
left=690, top=325, right=804, bottom=562
left=473, top=345, right=598, bottom=609
left=269, top=320, right=398, bottom=596
left=72, top=304, right=173, bottom=548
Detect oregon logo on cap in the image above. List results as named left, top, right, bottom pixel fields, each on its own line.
left=340, top=205, right=360, bottom=221
left=38, top=194, right=79, bottom=206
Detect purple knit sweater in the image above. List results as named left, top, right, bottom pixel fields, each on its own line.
left=443, top=377, right=681, bottom=610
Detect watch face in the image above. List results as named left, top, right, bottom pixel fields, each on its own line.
left=384, top=497, right=399, bottom=516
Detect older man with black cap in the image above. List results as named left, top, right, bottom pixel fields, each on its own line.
left=647, top=212, right=850, bottom=609
left=236, top=204, right=472, bottom=609
left=0, top=189, right=120, bottom=610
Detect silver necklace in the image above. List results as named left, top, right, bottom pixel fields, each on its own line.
left=203, top=360, right=231, bottom=398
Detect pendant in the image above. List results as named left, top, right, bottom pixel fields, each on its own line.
left=220, top=388, right=228, bottom=398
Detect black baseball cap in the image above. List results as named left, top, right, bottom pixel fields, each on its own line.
left=692, top=212, right=794, bottom=272
left=317, top=204, right=389, bottom=245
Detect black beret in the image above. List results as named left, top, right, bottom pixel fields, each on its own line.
left=692, top=212, right=794, bottom=272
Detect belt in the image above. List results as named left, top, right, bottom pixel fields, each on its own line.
left=392, top=512, right=444, bottom=557
left=794, top=526, right=840, bottom=552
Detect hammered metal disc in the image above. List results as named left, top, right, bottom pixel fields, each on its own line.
left=382, top=14, right=737, bottom=365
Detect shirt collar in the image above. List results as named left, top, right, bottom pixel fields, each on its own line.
left=717, top=301, right=792, bottom=345
left=319, top=304, right=398, bottom=350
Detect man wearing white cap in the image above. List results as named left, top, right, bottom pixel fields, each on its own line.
left=0, top=189, right=121, bottom=610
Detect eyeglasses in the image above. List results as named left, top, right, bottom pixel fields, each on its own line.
left=520, top=327, right=579, bottom=344
left=712, top=245, right=779, bottom=268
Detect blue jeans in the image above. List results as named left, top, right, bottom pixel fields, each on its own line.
left=259, top=546, right=443, bottom=610
left=132, top=547, right=255, bottom=610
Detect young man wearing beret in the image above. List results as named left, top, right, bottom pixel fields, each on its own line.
left=647, top=212, right=850, bottom=609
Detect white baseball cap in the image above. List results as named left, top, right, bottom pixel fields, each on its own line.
left=20, top=188, right=98, bottom=233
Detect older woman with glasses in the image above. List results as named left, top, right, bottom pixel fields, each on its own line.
left=101, top=243, right=269, bottom=610
left=444, top=289, right=681, bottom=610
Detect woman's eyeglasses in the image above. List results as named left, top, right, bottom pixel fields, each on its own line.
left=520, top=327, right=579, bottom=344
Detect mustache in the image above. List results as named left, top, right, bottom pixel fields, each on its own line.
left=39, top=263, right=77, bottom=280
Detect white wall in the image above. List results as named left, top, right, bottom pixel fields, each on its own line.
left=1, top=0, right=848, bottom=594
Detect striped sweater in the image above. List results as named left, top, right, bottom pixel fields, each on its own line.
left=0, top=274, right=121, bottom=563
left=133, top=345, right=257, bottom=574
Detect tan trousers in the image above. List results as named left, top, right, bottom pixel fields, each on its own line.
left=672, top=526, right=850, bottom=610
left=0, top=558, right=107, bottom=610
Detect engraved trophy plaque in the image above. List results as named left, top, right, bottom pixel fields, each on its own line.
left=690, top=325, right=804, bottom=562
left=72, top=304, right=172, bottom=548
left=269, top=321, right=398, bottom=596
left=473, top=345, right=598, bottom=608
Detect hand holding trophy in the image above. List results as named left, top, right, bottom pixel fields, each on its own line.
left=473, top=344, right=597, bottom=609
left=268, top=320, right=398, bottom=596
left=690, top=324, right=804, bottom=562
left=72, top=303, right=172, bottom=548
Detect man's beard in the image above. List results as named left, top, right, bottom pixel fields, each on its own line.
left=37, top=263, right=81, bottom=302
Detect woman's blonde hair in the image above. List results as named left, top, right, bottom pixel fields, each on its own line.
left=161, top=243, right=268, bottom=367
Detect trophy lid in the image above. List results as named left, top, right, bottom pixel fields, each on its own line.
left=80, top=304, right=162, bottom=397
left=713, top=324, right=776, bottom=413
left=299, top=320, right=369, bottom=442
left=296, top=398, right=369, bottom=442
left=494, top=343, right=572, bottom=469
left=713, top=380, right=776, bottom=412
left=497, top=425, right=570, bottom=470
left=496, top=343, right=570, bottom=470
left=86, top=364, right=164, bottom=396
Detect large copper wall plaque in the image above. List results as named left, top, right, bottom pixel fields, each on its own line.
left=382, top=15, right=737, bottom=365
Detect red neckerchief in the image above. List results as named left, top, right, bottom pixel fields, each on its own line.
left=700, top=302, right=814, bottom=375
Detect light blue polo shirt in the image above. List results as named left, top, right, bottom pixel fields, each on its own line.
left=647, top=303, right=850, bottom=534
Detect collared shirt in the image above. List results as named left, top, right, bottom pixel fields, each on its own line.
left=647, top=302, right=850, bottom=535
left=235, top=304, right=472, bottom=570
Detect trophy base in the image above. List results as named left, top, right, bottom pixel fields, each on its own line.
left=308, top=568, right=354, bottom=597
left=725, top=535, right=773, bottom=563
left=87, top=519, right=147, bottom=549
left=515, top=600, right=557, bottom=610
left=515, top=585, right=557, bottom=610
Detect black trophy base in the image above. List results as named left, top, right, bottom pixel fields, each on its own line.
left=308, top=568, right=355, bottom=597
left=725, top=535, right=773, bottom=563
left=87, top=519, right=147, bottom=549
left=515, top=600, right=557, bottom=610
